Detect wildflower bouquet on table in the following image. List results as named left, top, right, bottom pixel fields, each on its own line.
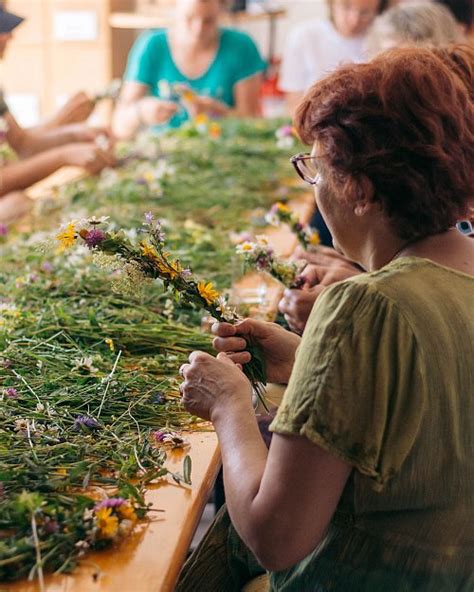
left=236, top=235, right=306, bottom=289
left=55, top=213, right=268, bottom=407
left=265, top=202, right=320, bottom=250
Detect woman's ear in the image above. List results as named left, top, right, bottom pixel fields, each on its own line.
left=352, top=174, right=376, bottom=216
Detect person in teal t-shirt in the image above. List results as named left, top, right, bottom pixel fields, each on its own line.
left=113, top=0, right=266, bottom=139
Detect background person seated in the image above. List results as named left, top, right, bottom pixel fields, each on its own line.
left=366, top=1, right=462, bottom=56
left=0, top=4, right=116, bottom=222
left=113, top=0, right=266, bottom=139
left=279, top=0, right=388, bottom=116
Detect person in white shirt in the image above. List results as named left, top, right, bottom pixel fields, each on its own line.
left=279, top=0, right=388, bottom=114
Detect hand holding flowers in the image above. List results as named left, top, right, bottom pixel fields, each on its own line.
left=180, top=351, right=253, bottom=422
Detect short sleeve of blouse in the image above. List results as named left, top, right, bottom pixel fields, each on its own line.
left=270, top=280, right=425, bottom=491
left=224, top=30, right=267, bottom=83
left=124, top=31, right=160, bottom=87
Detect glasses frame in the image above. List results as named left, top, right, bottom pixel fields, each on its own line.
left=290, top=153, right=322, bottom=186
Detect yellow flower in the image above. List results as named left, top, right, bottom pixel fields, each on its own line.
left=144, top=171, right=155, bottom=183
left=309, top=231, right=321, bottom=246
left=117, top=503, right=137, bottom=523
left=56, top=223, right=76, bottom=250
left=141, top=242, right=159, bottom=260
left=194, top=113, right=209, bottom=126
left=197, top=281, right=219, bottom=305
left=105, top=338, right=115, bottom=352
left=182, top=89, right=196, bottom=102
left=95, top=507, right=119, bottom=539
left=276, top=202, right=291, bottom=214
left=240, top=242, right=254, bottom=251
left=209, top=122, right=221, bottom=139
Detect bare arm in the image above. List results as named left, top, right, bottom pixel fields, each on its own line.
left=181, top=352, right=352, bottom=572
left=0, top=143, right=115, bottom=196
left=5, top=112, right=110, bottom=158
left=0, top=147, right=66, bottom=195
left=112, top=81, right=178, bottom=140
left=233, top=73, right=263, bottom=117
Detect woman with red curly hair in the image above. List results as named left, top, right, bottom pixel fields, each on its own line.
left=176, top=48, right=474, bottom=592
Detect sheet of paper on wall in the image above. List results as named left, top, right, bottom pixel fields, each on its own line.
left=5, top=93, right=40, bottom=127
left=53, top=10, right=99, bottom=42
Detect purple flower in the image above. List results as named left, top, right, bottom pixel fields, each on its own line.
left=74, top=415, right=100, bottom=431
left=180, top=268, right=192, bottom=278
left=153, top=430, right=167, bottom=443
left=95, top=497, right=126, bottom=510
left=0, top=224, right=8, bottom=237
left=43, top=518, right=60, bottom=534
left=144, top=211, right=154, bottom=225
left=41, top=261, right=54, bottom=273
left=293, top=222, right=303, bottom=232
left=84, top=228, right=106, bottom=248
left=136, top=177, right=148, bottom=186
left=5, top=387, right=18, bottom=399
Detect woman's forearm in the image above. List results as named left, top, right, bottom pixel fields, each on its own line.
left=112, top=101, right=141, bottom=140
left=211, top=400, right=269, bottom=546
left=0, top=148, right=65, bottom=196
left=17, top=127, right=79, bottom=157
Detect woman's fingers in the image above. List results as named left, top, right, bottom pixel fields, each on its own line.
left=213, top=335, right=248, bottom=353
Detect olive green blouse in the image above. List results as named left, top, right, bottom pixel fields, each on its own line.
left=270, top=257, right=474, bottom=591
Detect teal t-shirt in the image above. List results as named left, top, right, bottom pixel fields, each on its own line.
left=124, top=28, right=266, bottom=128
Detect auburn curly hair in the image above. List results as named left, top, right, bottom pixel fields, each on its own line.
left=294, top=48, right=474, bottom=239
left=431, top=44, right=474, bottom=101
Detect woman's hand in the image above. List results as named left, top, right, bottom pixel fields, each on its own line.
left=183, top=95, right=229, bottom=118
left=278, top=247, right=363, bottom=334
left=61, top=143, right=116, bottom=174
left=294, top=246, right=362, bottom=286
left=212, top=319, right=301, bottom=385
left=54, top=92, right=95, bottom=125
left=66, top=124, right=113, bottom=145
left=180, top=351, right=253, bottom=421
left=278, top=285, right=324, bottom=335
left=137, top=97, right=178, bottom=125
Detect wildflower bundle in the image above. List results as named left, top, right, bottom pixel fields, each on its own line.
left=236, top=235, right=305, bottom=289
left=55, top=214, right=268, bottom=407
left=265, top=202, right=320, bottom=250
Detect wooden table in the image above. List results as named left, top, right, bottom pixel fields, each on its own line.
left=8, top=169, right=314, bottom=592
left=6, top=432, right=220, bottom=592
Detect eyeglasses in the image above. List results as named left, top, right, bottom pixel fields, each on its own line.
left=290, top=153, right=323, bottom=186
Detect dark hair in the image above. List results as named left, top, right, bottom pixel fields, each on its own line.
left=431, top=44, right=474, bottom=101
left=294, top=48, right=474, bottom=240
left=434, top=0, right=473, bottom=29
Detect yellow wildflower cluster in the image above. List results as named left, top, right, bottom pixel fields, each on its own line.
left=56, top=223, right=77, bottom=251
left=197, top=281, right=219, bottom=305
left=95, top=507, right=119, bottom=539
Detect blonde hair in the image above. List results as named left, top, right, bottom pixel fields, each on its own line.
left=366, top=2, right=462, bottom=57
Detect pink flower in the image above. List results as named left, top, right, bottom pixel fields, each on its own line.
left=84, top=228, right=106, bottom=248
left=95, top=497, right=126, bottom=511
left=5, top=387, right=18, bottom=399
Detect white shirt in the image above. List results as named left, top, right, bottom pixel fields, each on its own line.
left=279, top=19, right=366, bottom=93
